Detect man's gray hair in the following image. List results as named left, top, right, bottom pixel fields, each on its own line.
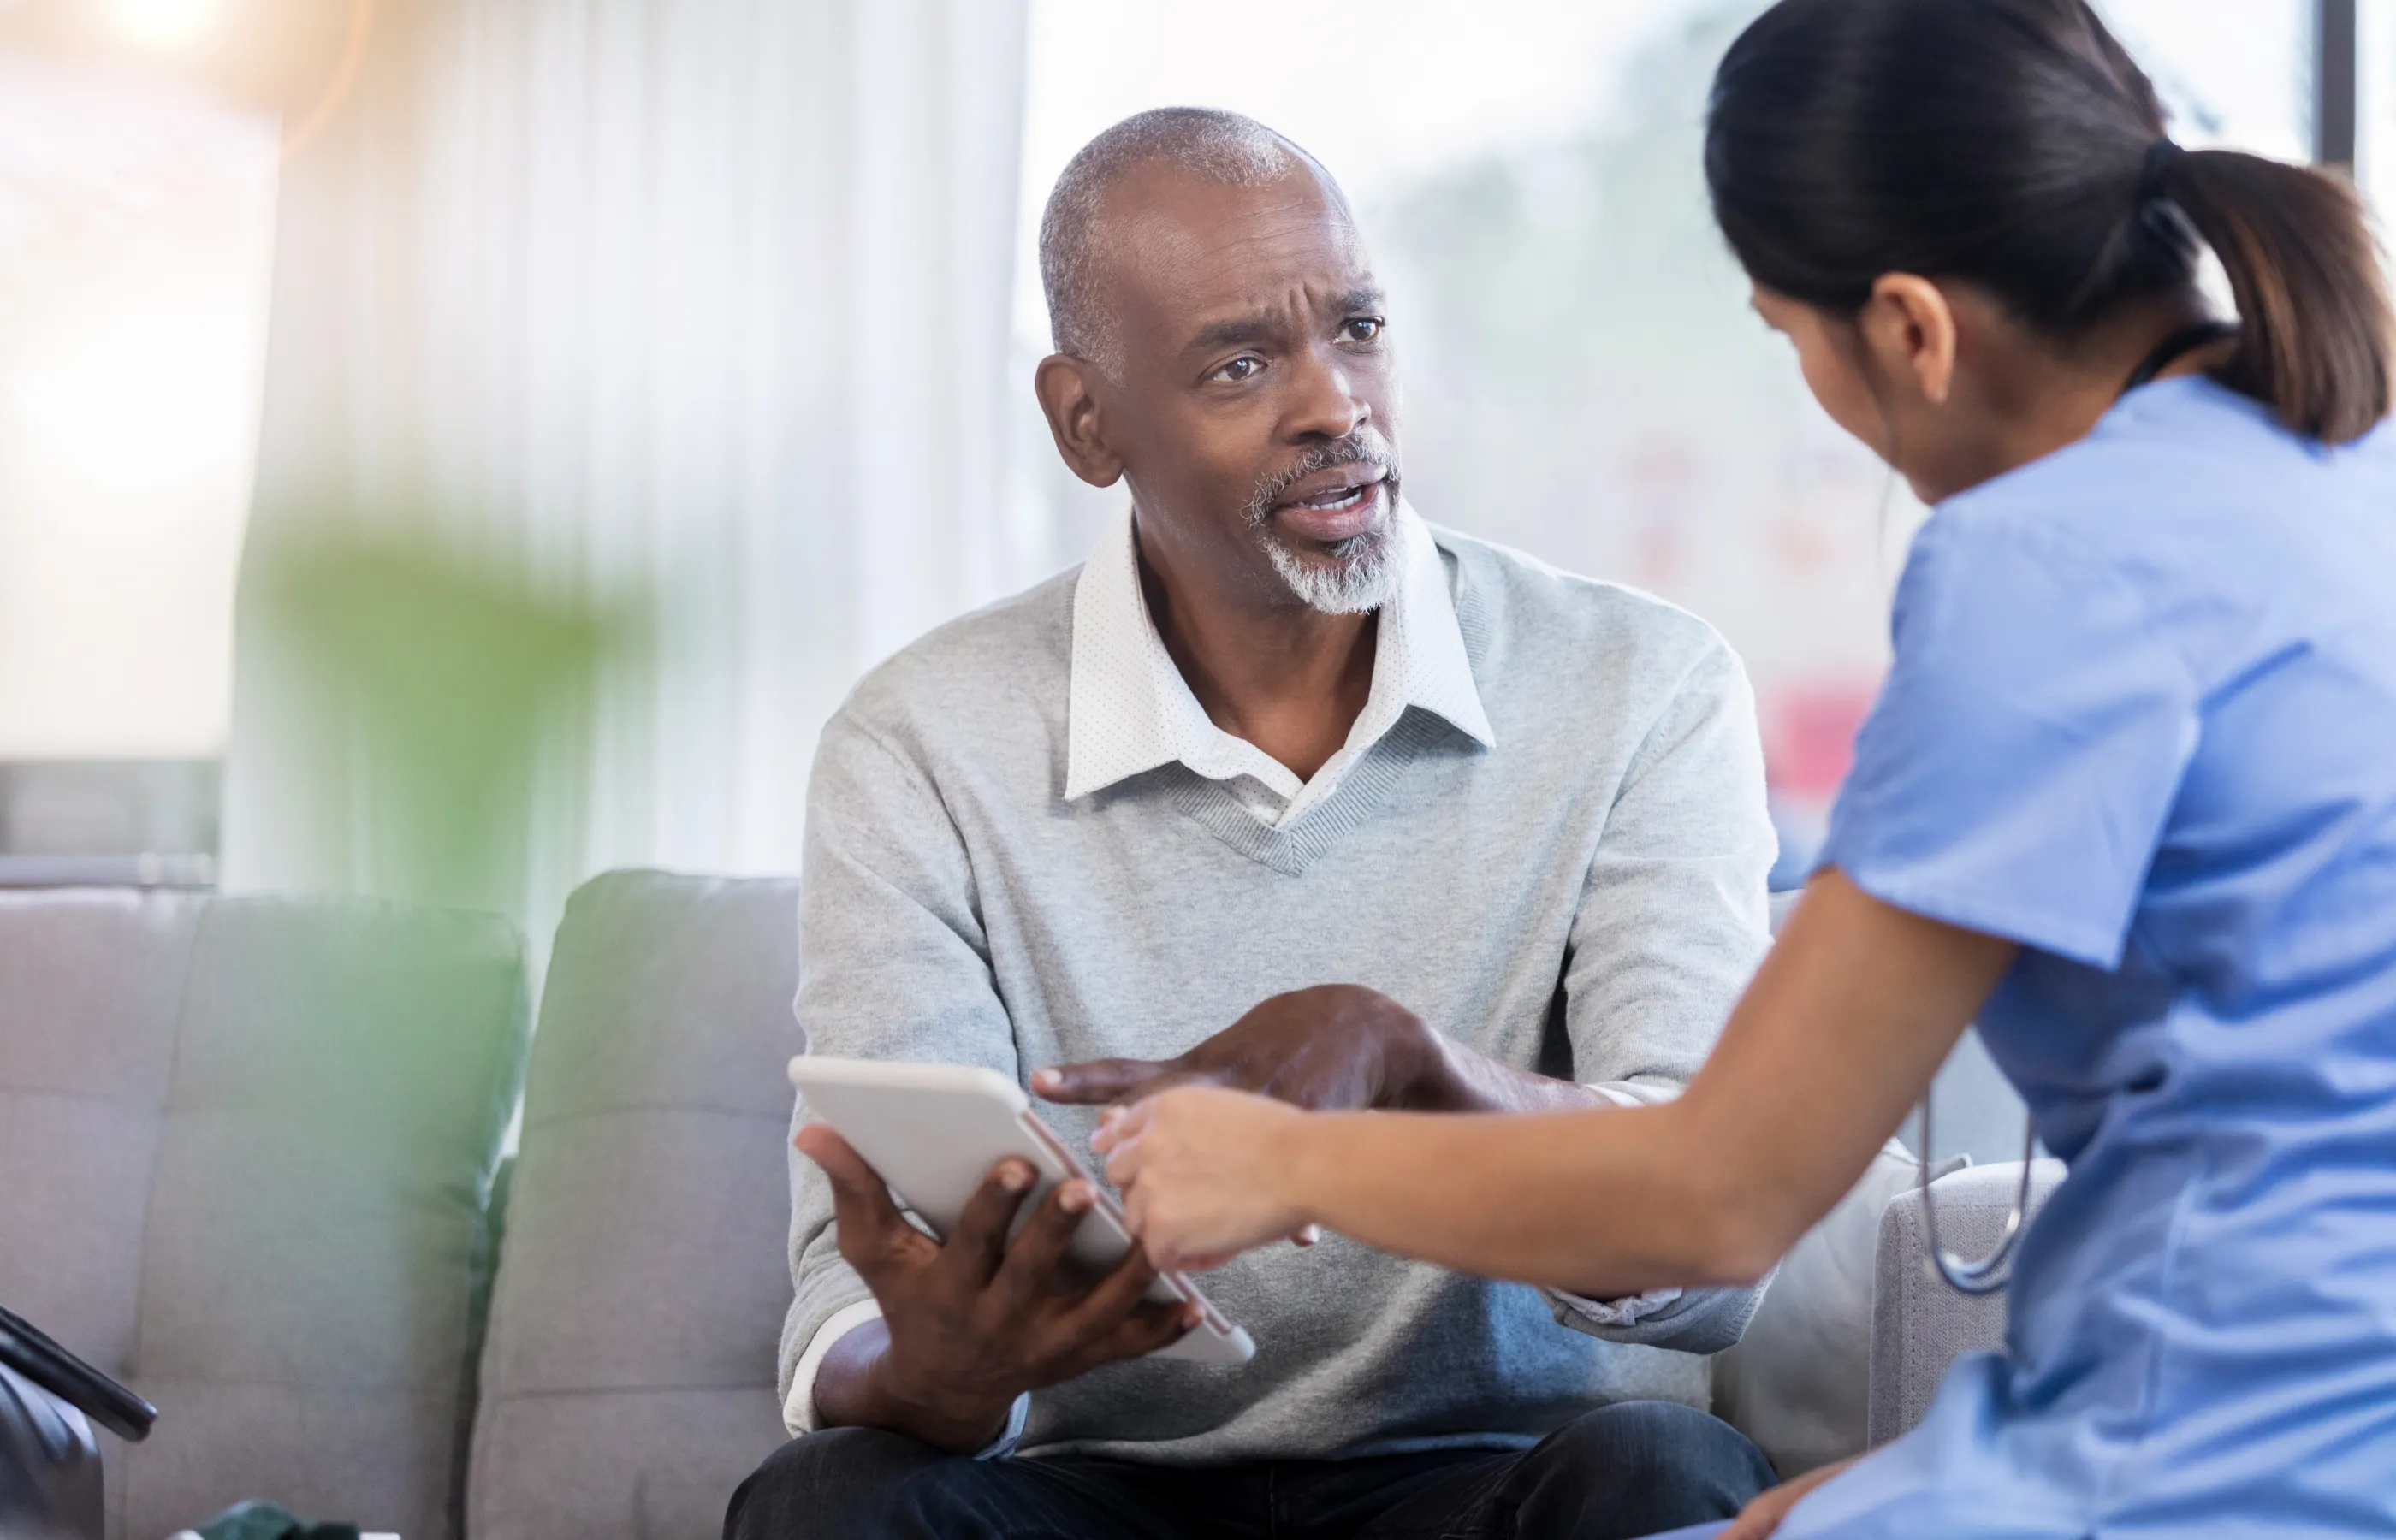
left=1038, top=108, right=1338, bottom=373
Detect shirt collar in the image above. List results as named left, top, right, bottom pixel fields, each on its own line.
left=1064, top=500, right=1493, bottom=803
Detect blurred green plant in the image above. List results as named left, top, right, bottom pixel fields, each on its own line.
left=248, top=525, right=640, bottom=918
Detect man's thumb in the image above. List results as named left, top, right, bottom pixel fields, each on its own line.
left=795, top=1124, right=874, bottom=1191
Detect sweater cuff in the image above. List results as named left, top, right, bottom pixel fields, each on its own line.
left=1582, top=1080, right=1672, bottom=1110
left=1546, top=1276, right=1774, bottom=1355
left=782, top=1298, right=885, bottom=1437
left=1544, top=1284, right=1685, bottom=1328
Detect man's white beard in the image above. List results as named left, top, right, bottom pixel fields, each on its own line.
left=1260, top=528, right=1398, bottom=614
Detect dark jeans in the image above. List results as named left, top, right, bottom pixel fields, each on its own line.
left=724, top=1400, right=1772, bottom=1540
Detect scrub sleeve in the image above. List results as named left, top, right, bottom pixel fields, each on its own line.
left=1818, top=512, right=2199, bottom=970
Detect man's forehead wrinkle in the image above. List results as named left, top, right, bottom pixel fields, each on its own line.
left=1099, top=166, right=1348, bottom=260
left=1186, top=208, right=1364, bottom=270
left=1176, top=275, right=1383, bottom=355
left=1099, top=198, right=1373, bottom=321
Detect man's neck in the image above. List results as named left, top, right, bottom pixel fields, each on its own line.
left=1136, top=534, right=1377, bottom=785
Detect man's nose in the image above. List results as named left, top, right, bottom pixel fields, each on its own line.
left=1283, top=347, right=1369, bottom=441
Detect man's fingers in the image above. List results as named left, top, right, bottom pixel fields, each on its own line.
left=1032, top=1057, right=1175, bottom=1105
left=1050, top=1251, right=1196, bottom=1373
left=990, top=1179, right=1095, bottom=1314
left=1061, top=1238, right=1166, bottom=1336
left=939, top=1158, right=1035, bottom=1288
left=1100, top=1297, right=1201, bottom=1365
left=1043, top=1295, right=1194, bottom=1384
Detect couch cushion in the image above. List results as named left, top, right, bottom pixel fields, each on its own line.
left=467, top=870, right=801, bottom=1540
left=0, top=891, right=199, bottom=1384
left=0, top=890, right=529, bottom=1540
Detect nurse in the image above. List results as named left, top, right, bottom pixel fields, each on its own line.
left=1092, top=1, right=2396, bottom=1537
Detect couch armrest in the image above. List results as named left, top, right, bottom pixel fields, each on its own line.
left=1867, top=1159, right=2065, bottom=1448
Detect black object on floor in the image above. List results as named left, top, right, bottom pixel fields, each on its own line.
left=192, top=1501, right=364, bottom=1540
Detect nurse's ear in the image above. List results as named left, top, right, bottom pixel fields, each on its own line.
left=1858, top=274, right=1960, bottom=409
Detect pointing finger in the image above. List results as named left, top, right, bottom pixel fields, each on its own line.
left=1032, top=1057, right=1182, bottom=1106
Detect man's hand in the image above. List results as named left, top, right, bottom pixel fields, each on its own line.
left=1032, top=984, right=1448, bottom=1112
left=797, top=1125, right=1198, bottom=1453
left=1034, top=983, right=1616, bottom=1117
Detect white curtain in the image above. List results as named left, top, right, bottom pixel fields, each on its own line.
left=223, top=0, right=1034, bottom=951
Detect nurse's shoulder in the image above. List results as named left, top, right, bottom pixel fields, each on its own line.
left=1938, top=376, right=2300, bottom=542
left=1915, top=376, right=2394, bottom=687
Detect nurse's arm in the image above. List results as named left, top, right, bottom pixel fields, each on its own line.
left=1103, top=869, right=2018, bottom=1293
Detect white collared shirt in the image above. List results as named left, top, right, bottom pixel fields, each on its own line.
left=1063, top=500, right=1495, bottom=826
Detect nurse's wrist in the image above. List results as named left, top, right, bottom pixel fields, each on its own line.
left=1271, top=1111, right=1362, bottom=1232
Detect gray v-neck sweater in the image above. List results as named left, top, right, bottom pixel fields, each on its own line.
left=781, top=526, right=1777, bottom=1465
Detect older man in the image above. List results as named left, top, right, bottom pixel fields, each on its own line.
left=725, top=109, right=1778, bottom=1539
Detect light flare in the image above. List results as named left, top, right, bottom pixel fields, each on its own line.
left=106, top=0, right=224, bottom=52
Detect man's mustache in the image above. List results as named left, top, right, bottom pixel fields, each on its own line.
left=1243, top=433, right=1403, bottom=526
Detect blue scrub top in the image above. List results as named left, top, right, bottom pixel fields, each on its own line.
left=1777, top=377, right=2396, bottom=1540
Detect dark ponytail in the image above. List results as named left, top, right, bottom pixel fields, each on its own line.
left=2160, top=150, right=2393, bottom=441
left=1705, top=0, right=2395, bottom=444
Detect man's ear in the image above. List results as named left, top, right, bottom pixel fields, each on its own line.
left=1035, top=354, right=1126, bottom=489
left=1860, top=274, right=1959, bottom=407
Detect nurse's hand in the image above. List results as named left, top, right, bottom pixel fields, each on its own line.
left=1094, top=1087, right=1316, bottom=1272
left=1719, top=1456, right=1854, bottom=1540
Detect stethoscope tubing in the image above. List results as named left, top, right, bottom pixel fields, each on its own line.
left=1915, top=1096, right=2038, bottom=1296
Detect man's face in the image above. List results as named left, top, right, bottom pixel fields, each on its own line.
left=1085, top=162, right=1402, bottom=614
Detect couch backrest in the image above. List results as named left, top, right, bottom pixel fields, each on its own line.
left=466, top=871, right=801, bottom=1540
left=1868, top=1158, right=2067, bottom=1447
left=0, top=889, right=529, bottom=1540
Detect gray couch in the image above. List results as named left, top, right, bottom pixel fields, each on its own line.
left=0, top=872, right=2047, bottom=1539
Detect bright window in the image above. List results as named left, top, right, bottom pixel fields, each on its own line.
left=0, top=55, right=276, bottom=760
left=2365, top=0, right=2396, bottom=215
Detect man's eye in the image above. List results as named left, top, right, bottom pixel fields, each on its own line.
left=1340, top=317, right=1384, bottom=343
left=1213, top=356, right=1264, bottom=382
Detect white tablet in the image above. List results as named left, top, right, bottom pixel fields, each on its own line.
left=787, top=1056, right=1255, bottom=1366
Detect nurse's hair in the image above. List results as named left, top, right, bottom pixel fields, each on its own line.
left=1705, top=0, right=2395, bottom=444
